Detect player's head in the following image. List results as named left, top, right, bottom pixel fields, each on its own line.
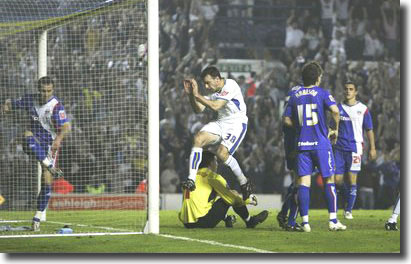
left=344, top=81, right=358, bottom=101
left=37, top=76, right=55, bottom=103
left=200, top=66, right=223, bottom=92
left=198, top=151, right=218, bottom=172
left=301, top=61, right=323, bottom=86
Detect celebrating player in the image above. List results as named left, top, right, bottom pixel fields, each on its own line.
left=179, top=151, right=268, bottom=228
left=283, top=61, right=346, bottom=232
left=0, top=76, right=71, bottom=231
left=182, top=66, right=252, bottom=200
left=333, top=81, right=377, bottom=219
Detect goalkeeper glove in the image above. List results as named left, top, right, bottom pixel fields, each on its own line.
left=181, top=179, right=196, bottom=191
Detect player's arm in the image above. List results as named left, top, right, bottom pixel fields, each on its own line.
left=282, top=96, right=294, bottom=127
left=328, top=104, right=340, bottom=144
left=190, top=79, right=227, bottom=111
left=283, top=116, right=294, bottom=127
left=183, top=79, right=205, bottom=113
left=208, top=177, right=246, bottom=207
left=366, top=129, right=377, bottom=161
left=51, top=122, right=71, bottom=154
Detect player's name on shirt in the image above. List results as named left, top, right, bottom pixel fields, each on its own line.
left=295, top=89, right=318, bottom=98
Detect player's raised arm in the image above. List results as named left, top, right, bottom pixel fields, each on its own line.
left=183, top=79, right=205, bottom=113
left=191, top=79, right=227, bottom=112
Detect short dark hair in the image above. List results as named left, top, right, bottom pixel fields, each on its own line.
left=344, top=81, right=357, bottom=91
left=198, top=151, right=216, bottom=169
left=200, top=66, right=221, bottom=80
left=38, top=76, right=54, bottom=89
left=301, top=61, right=322, bottom=86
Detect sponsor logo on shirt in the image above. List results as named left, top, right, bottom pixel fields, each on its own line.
left=59, top=110, right=66, bottom=120
left=218, top=91, right=229, bottom=96
left=298, top=141, right=319, bottom=146
left=340, top=116, right=351, bottom=121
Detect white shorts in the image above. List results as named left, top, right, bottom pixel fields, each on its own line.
left=200, top=120, right=247, bottom=155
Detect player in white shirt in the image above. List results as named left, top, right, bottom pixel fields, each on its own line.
left=182, top=66, right=252, bottom=199
left=333, top=82, right=376, bottom=219
left=1, top=76, right=71, bottom=231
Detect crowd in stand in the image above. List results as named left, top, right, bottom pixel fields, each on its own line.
left=0, top=0, right=400, bottom=209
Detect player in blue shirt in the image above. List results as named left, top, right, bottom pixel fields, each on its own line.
left=1, top=76, right=71, bottom=231
left=277, top=85, right=303, bottom=231
left=283, top=61, right=346, bottom=232
left=333, top=82, right=376, bottom=219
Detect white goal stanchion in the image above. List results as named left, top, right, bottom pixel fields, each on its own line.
left=0, top=0, right=159, bottom=237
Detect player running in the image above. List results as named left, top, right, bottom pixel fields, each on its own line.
left=182, top=66, right=252, bottom=200
left=333, top=81, right=377, bottom=219
left=179, top=151, right=268, bottom=228
left=0, top=76, right=71, bottom=231
left=283, top=61, right=346, bottom=232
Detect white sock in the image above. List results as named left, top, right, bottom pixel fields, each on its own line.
left=329, top=212, right=337, bottom=220
left=388, top=213, right=399, bottom=223
left=245, top=215, right=251, bottom=222
left=188, top=147, right=202, bottom=181
left=302, top=215, right=309, bottom=224
left=224, top=155, right=247, bottom=185
left=393, top=197, right=400, bottom=215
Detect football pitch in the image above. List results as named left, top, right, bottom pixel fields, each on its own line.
left=0, top=209, right=400, bottom=253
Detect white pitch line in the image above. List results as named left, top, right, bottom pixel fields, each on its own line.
left=0, top=232, right=144, bottom=239
left=158, top=234, right=275, bottom=253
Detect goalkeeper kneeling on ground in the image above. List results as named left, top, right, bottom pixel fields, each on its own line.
left=179, top=151, right=268, bottom=228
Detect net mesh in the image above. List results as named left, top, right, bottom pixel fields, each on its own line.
left=0, top=0, right=148, bottom=235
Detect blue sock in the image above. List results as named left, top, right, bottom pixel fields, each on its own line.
left=37, top=185, right=51, bottom=211
left=325, top=183, right=337, bottom=214
left=280, top=183, right=294, bottom=215
left=287, top=187, right=298, bottom=226
left=346, top=185, right=357, bottom=212
left=298, top=185, right=310, bottom=221
left=25, top=136, right=47, bottom=162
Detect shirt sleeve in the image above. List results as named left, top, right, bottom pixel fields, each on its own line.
left=52, top=103, right=69, bottom=129
left=323, top=90, right=337, bottom=109
left=363, top=108, right=373, bottom=130
left=283, top=94, right=294, bottom=117
left=208, top=174, right=246, bottom=207
left=214, top=80, right=237, bottom=101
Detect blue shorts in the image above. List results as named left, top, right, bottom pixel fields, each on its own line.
left=334, top=148, right=362, bottom=175
left=297, top=149, right=335, bottom=178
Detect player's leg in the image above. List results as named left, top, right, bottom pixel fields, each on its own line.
left=188, top=130, right=220, bottom=182
left=277, top=182, right=294, bottom=229
left=385, top=193, right=400, bottom=231
left=344, top=152, right=361, bottom=218
left=23, top=131, right=63, bottom=177
left=216, top=144, right=251, bottom=199
left=318, top=150, right=346, bottom=231
left=232, top=205, right=268, bottom=228
left=286, top=174, right=300, bottom=230
left=32, top=169, right=53, bottom=231
left=186, top=198, right=230, bottom=228
left=344, top=172, right=358, bottom=219
left=333, top=149, right=348, bottom=211
left=296, top=151, right=313, bottom=232
left=216, top=122, right=250, bottom=199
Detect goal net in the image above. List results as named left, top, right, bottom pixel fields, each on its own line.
left=0, top=0, right=157, bottom=236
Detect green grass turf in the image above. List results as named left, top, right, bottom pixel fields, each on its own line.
left=0, top=209, right=400, bottom=253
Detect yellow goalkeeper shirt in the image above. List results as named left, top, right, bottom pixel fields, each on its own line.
left=178, top=168, right=250, bottom=224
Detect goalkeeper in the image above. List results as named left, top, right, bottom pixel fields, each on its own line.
left=179, top=151, right=268, bottom=228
